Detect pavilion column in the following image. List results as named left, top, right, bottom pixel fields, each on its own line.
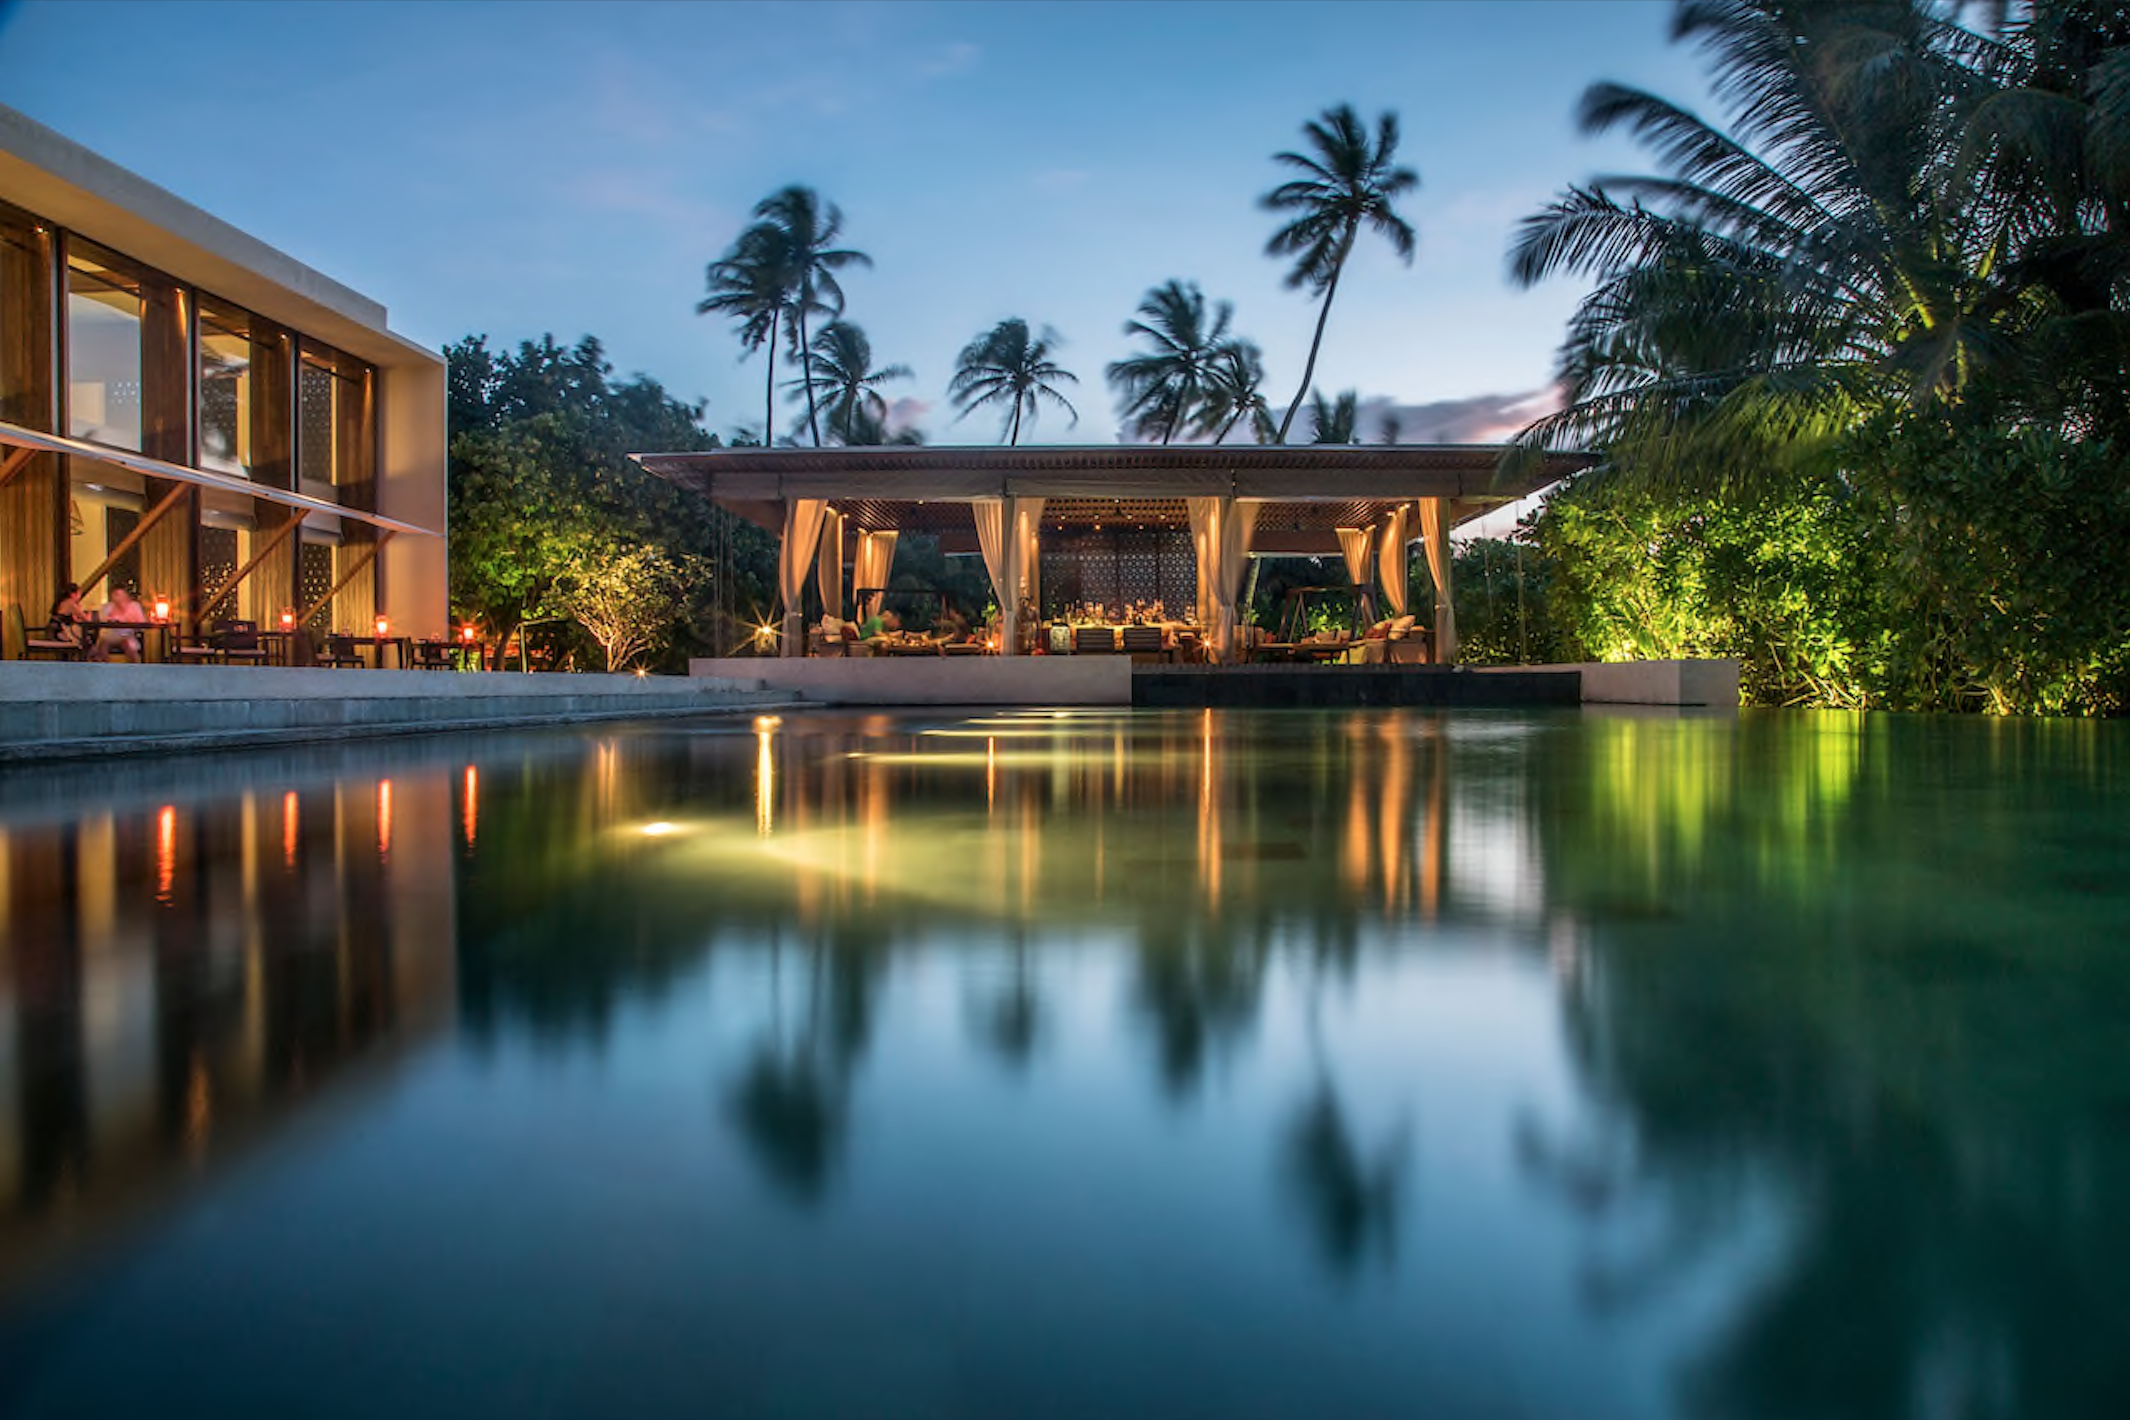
left=1416, top=497, right=1457, bottom=665
left=778, top=498, right=826, bottom=658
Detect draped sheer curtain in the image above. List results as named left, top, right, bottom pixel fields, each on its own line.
left=1377, top=505, right=1410, bottom=618
left=816, top=510, right=845, bottom=624
left=1337, top=526, right=1377, bottom=625
left=853, top=530, right=897, bottom=621
left=1187, top=496, right=1259, bottom=663
left=778, top=499, right=826, bottom=658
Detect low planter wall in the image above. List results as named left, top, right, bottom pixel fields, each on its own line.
left=688, top=656, right=1132, bottom=706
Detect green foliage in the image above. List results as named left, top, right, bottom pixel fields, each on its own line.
left=447, top=333, right=776, bottom=671
left=1503, top=0, right=2130, bottom=715
left=554, top=542, right=710, bottom=672
left=1517, top=413, right=2130, bottom=714
left=1447, top=538, right=1580, bottom=670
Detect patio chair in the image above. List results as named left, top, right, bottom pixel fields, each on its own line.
left=213, top=619, right=269, bottom=665
left=321, top=633, right=364, bottom=669
left=8, top=603, right=83, bottom=661
left=1073, top=625, right=1118, bottom=655
left=413, top=640, right=452, bottom=671
left=1119, top=625, right=1167, bottom=663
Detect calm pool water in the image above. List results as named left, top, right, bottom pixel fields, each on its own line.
left=1, top=707, right=2126, bottom=1419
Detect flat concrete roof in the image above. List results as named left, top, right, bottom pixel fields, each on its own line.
left=0, top=102, right=438, bottom=372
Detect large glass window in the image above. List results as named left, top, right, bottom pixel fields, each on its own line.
left=65, top=244, right=145, bottom=450
left=198, top=299, right=256, bottom=477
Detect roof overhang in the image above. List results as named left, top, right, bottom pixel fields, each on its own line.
left=632, top=443, right=1592, bottom=543
left=0, top=420, right=441, bottom=537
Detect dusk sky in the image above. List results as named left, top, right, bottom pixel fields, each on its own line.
left=0, top=0, right=1711, bottom=446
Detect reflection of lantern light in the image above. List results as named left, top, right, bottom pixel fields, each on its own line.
left=283, top=790, right=299, bottom=867
left=462, top=765, right=478, bottom=851
left=377, top=779, right=392, bottom=857
left=156, top=805, right=176, bottom=902
left=755, top=718, right=777, bottom=836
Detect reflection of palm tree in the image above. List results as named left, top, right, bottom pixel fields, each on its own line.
left=968, top=933, right=1044, bottom=1071
left=727, top=1046, right=845, bottom=1202
left=949, top=319, right=1079, bottom=445
left=1262, top=104, right=1418, bottom=443
left=721, top=931, right=885, bottom=1206
left=1280, top=1081, right=1406, bottom=1276
left=1132, top=925, right=1268, bottom=1100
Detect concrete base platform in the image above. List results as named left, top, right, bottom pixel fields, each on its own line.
left=1133, top=664, right=1581, bottom=709
left=1476, top=658, right=1741, bottom=707
left=0, top=663, right=799, bottom=761
left=689, top=655, right=1131, bottom=706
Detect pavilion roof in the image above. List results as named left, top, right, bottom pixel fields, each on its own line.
left=633, top=443, right=1590, bottom=537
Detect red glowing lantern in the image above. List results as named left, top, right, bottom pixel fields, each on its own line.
left=279, top=607, right=294, bottom=631
left=374, top=615, right=389, bottom=638
left=151, top=594, right=170, bottom=623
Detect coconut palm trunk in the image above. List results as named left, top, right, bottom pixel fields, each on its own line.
left=1275, top=231, right=1351, bottom=444
left=795, top=306, right=823, bottom=446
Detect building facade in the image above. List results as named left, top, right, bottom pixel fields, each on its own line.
left=0, top=103, right=444, bottom=655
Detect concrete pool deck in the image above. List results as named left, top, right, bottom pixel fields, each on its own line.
left=0, top=663, right=802, bottom=762
left=690, top=655, right=1741, bottom=710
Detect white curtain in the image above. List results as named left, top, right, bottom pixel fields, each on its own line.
left=973, top=500, right=1007, bottom=614
left=1337, top=526, right=1376, bottom=623
left=1416, top=496, right=1457, bottom=664
left=854, top=529, right=898, bottom=621
left=1377, top=505, right=1411, bottom=617
left=1188, top=496, right=1259, bottom=663
left=816, top=510, right=844, bottom=623
left=778, top=498, right=827, bottom=658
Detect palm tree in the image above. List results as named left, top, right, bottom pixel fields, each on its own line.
left=751, top=186, right=871, bottom=447
left=1262, top=105, right=1419, bottom=443
left=948, top=319, right=1079, bottom=445
left=1306, top=388, right=1361, bottom=444
left=699, top=222, right=797, bottom=445
left=1106, top=280, right=1236, bottom=443
left=1503, top=1, right=2033, bottom=484
left=1199, top=339, right=1273, bottom=444
left=788, top=321, right=911, bottom=446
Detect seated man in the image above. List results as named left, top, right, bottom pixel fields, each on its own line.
left=92, top=585, right=145, bottom=663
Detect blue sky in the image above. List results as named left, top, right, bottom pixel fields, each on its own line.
left=0, top=0, right=1711, bottom=445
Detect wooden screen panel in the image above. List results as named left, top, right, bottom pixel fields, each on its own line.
left=0, top=203, right=59, bottom=638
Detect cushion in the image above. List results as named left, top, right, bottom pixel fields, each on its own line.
left=1364, top=622, right=1389, bottom=641
left=1390, top=615, right=1418, bottom=635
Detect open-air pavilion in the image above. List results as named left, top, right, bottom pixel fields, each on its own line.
left=635, top=443, right=1591, bottom=665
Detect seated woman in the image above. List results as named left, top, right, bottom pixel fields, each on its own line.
left=933, top=604, right=971, bottom=643
left=858, top=608, right=901, bottom=640
left=47, top=582, right=89, bottom=649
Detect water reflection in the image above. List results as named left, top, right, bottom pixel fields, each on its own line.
left=0, top=710, right=2125, bottom=1419
left=0, top=743, right=459, bottom=1291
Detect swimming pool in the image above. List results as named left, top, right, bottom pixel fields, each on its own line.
left=1, top=708, right=2124, bottom=1418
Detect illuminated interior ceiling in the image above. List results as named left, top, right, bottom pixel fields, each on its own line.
left=633, top=444, right=1592, bottom=554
